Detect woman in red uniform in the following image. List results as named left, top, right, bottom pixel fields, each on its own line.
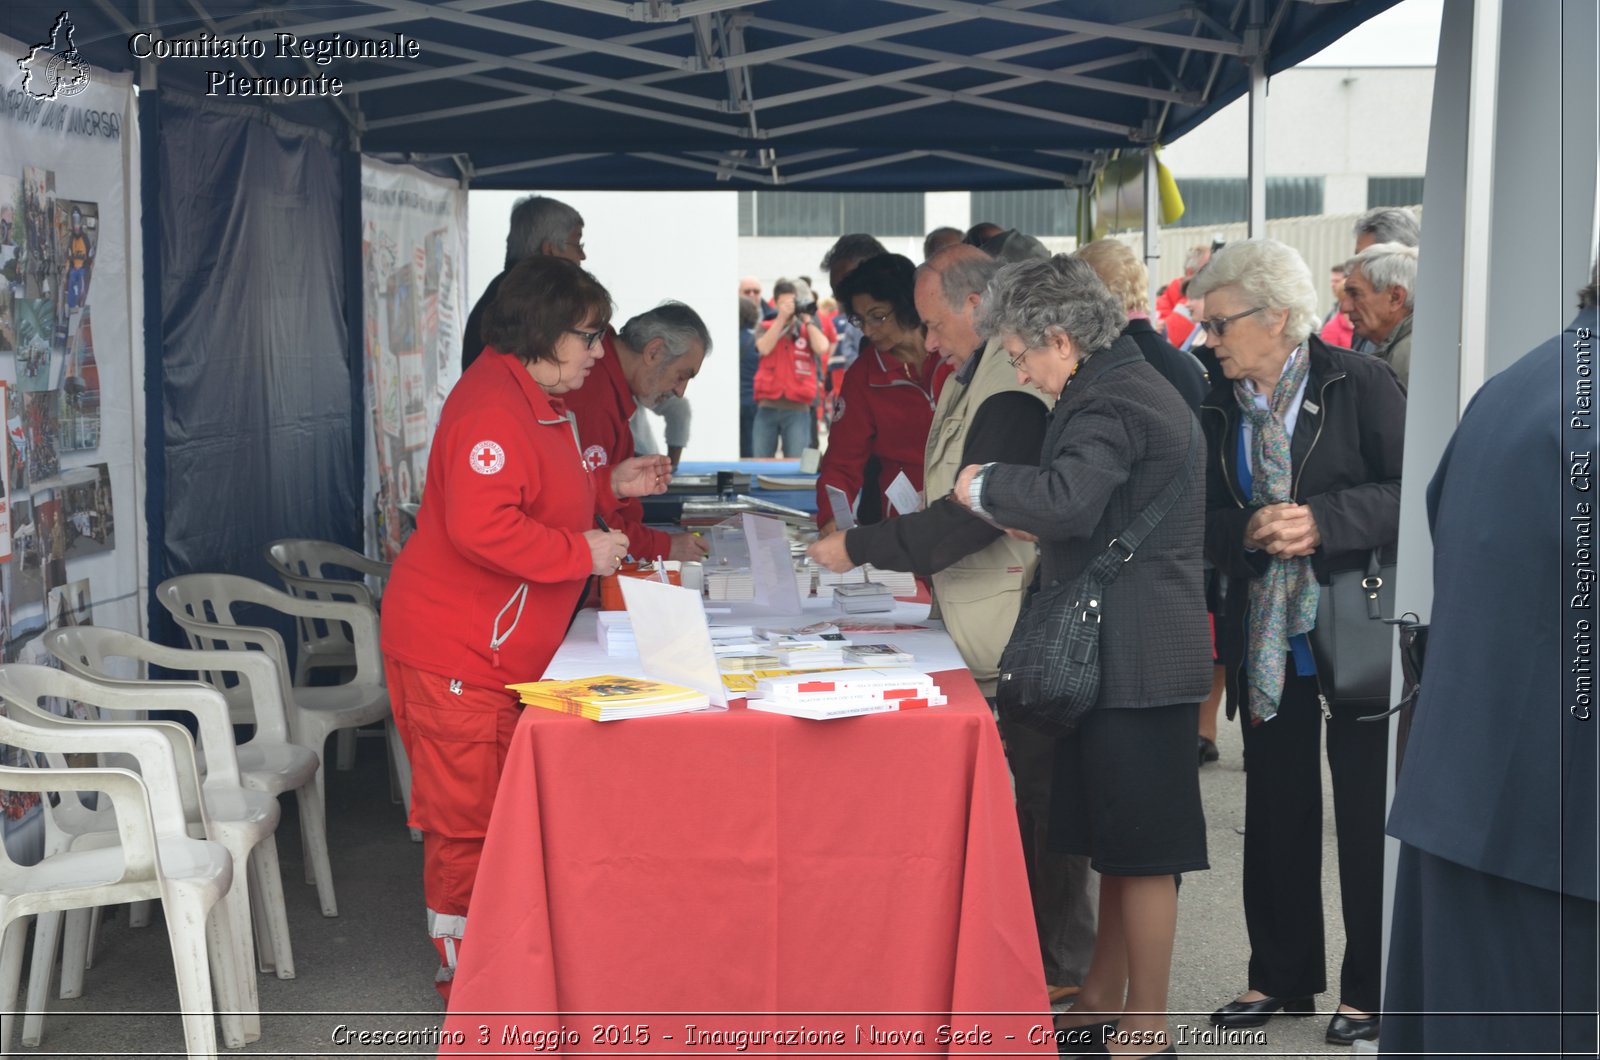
left=815, top=253, right=951, bottom=531
left=381, top=257, right=670, bottom=996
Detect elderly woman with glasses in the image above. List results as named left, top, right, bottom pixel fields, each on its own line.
left=1191, top=239, right=1406, bottom=1047
left=813, top=253, right=953, bottom=531
left=952, top=255, right=1212, bottom=1058
left=382, top=256, right=671, bottom=997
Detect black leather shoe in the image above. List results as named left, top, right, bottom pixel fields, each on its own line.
left=1198, top=736, right=1220, bottom=764
left=1210, top=995, right=1314, bottom=1028
left=1325, top=1012, right=1380, bottom=1045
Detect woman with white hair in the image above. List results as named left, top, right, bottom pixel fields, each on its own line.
left=1192, top=238, right=1406, bottom=1046
left=953, top=255, right=1211, bottom=1058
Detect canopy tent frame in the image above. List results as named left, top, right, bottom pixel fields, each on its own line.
left=33, top=0, right=1398, bottom=194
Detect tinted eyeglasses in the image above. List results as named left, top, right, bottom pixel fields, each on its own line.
left=566, top=327, right=606, bottom=349
left=1202, top=305, right=1267, bottom=338
left=847, top=307, right=895, bottom=330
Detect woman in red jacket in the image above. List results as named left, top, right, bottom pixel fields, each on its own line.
left=815, top=253, right=951, bottom=531
left=380, top=257, right=670, bottom=996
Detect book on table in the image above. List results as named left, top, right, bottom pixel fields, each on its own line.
left=745, top=667, right=948, bottom=718
left=756, top=622, right=845, bottom=643
left=718, top=653, right=782, bottom=673
left=770, top=645, right=846, bottom=668
left=756, top=474, right=817, bottom=490
left=595, top=611, right=638, bottom=656
left=746, top=698, right=907, bottom=720
left=507, top=675, right=710, bottom=721
left=833, top=581, right=895, bottom=613
left=843, top=643, right=913, bottom=665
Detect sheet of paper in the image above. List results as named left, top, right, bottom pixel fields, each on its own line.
left=825, top=485, right=856, bottom=531
left=884, top=470, right=924, bottom=516
left=618, top=577, right=728, bottom=709
left=737, top=512, right=805, bottom=617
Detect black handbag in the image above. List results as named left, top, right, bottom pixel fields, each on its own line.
left=1307, top=551, right=1397, bottom=712
left=996, top=418, right=1200, bottom=737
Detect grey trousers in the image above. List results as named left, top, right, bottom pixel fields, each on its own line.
left=994, top=704, right=1099, bottom=986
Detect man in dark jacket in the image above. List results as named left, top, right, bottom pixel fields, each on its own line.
left=461, top=195, right=584, bottom=371
left=1380, top=271, right=1599, bottom=1058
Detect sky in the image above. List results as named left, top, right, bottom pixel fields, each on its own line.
left=1299, top=0, right=1444, bottom=67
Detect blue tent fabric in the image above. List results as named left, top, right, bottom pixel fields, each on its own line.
left=3, top=0, right=1402, bottom=644
left=6, top=0, right=1400, bottom=190
left=156, top=93, right=359, bottom=588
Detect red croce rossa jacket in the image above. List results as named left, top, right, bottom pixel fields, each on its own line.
left=382, top=348, right=619, bottom=690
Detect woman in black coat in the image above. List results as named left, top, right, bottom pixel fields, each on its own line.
left=953, top=255, right=1211, bottom=1059
left=1191, top=239, right=1406, bottom=1046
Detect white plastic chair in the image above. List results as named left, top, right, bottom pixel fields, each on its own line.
left=0, top=666, right=287, bottom=1046
left=0, top=677, right=240, bottom=1058
left=155, top=574, right=414, bottom=842
left=263, top=539, right=393, bottom=774
left=45, top=626, right=337, bottom=919
left=262, top=539, right=390, bottom=689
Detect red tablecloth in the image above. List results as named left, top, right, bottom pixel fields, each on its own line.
left=441, top=668, right=1051, bottom=1055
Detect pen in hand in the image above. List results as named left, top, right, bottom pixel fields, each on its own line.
left=595, top=515, right=634, bottom=565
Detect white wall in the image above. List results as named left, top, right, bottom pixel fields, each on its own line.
left=736, top=232, right=1077, bottom=304
left=469, top=190, right=742, bottom=460
left=1159, top=66, right=1436, bottom=215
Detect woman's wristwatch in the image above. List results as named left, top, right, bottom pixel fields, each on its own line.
left=966, top=463, right=997, bottom=518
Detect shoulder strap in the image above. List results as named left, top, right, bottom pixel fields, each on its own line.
left=1103, top=414, right=1202, bottom=565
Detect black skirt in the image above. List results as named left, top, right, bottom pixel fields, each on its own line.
left=1047, top=702, right=1209, bottom=876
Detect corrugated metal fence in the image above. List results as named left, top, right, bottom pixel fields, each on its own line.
left=1116, top=206, right=1423, bottom=302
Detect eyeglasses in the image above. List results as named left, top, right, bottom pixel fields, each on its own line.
left=1005, top=346, right=1037, bottom=371
left=566, top=327, right=606, bottom=349
left=846, top=308, right=895, bottom=330
left=1202, top=305, right=1267, bottom=338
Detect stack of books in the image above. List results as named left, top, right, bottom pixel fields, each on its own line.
left=758, top=623, right=848, bottom=669
left=817, top=565, right=917, bottom=598
left=756, top=474, right=817, bottom=490
left=833, top=581, right=895, bottom=614
left=746, top=668, right=947, bottom=720
left=709, top=625, right=768, bottom=657
left=770, top=643, right=846, bottom=668
left=507, top=675, right=710, bottom=721
left=719, top=653, right=781, bottom=673
left=704, top=567, right=815, bottom=601
left=594, top=612, right=637, bottom=656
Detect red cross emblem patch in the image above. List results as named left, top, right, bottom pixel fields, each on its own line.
left=470, top=440, right=506, bottom=475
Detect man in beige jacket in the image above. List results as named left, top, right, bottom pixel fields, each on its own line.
left=808, top=243, right=1098, bottom=1002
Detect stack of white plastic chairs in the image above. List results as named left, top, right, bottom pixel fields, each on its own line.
left=0, top=664, right=259, bottom=1057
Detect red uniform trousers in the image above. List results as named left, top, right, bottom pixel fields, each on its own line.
left=384, top=658, right=521, bottom=993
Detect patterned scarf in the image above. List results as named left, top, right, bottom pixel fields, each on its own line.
left=1237, top=350, right=1320, bottom=723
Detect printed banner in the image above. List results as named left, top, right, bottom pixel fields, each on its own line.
left=360, top=158, right=467, bottom=561
left=1, top=23, right=140, bottom=866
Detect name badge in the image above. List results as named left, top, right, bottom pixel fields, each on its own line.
left=1302, top=400, right=1320, bottom=416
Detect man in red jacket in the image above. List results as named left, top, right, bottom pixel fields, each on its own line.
left=1155, top=243, right=1213, bottom=339
left=562, top=302, right=713, bottom=562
